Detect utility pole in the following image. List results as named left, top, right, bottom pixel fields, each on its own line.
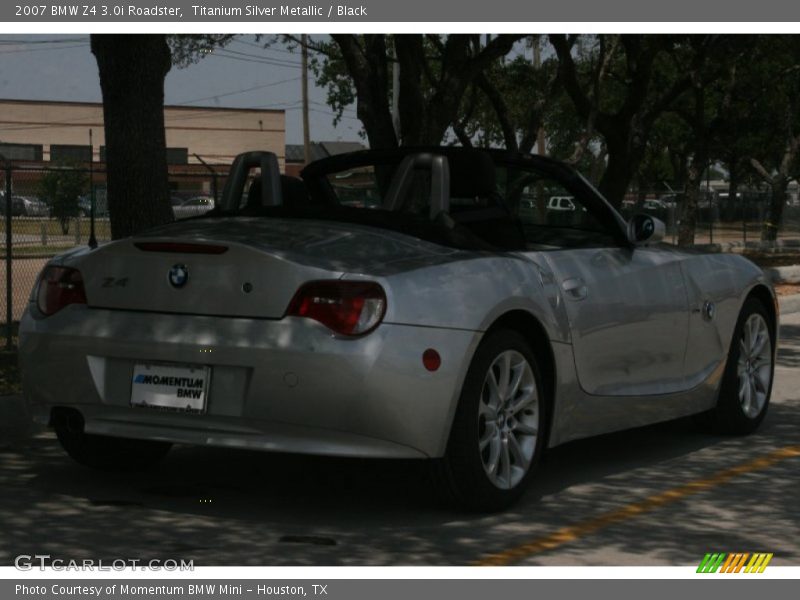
left=301, top=34, right=311, bottom=166
left=1, top=152, right=12, bottom=349
left=533, top=36, right=546, bottom=156
left=88, top=129, right=97, bottom=249
left=391, top=50, right=400, bottom=141
left=194, top=153, right=218, bottom=204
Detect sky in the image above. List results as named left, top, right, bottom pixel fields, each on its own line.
left=0, top=34, right=363, bottom=145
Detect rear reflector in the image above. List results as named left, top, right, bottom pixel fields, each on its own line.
left=135, top=242, right=228, bottom=254
left=286, top=280, right=387, bottom=336
left=422, top=349, right=442, bottom=372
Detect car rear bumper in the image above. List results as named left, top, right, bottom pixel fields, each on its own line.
left=19, top=305, right=480, bottom=459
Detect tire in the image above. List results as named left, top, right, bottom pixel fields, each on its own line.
left=711, top=297, right=775, bottom=435
left=433, top=329, right=547, bottom=511
left=53, top=410, right=172, bottom=471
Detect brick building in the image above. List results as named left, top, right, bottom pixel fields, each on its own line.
left=0, top=98, right=286, bottom=197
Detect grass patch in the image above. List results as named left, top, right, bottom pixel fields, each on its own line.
left=0, top=244, right=78, bottom=259
left=0, top=352, right=21, bottom=396
left=4, top=218, right=111, bottom=238
left=0, top=324, right=20, bottom=396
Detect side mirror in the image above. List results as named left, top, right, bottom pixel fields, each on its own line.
left=628, top=214, right=665, bottom=246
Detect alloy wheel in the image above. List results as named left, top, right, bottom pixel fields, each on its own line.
left=737, top=313, right=773, bottom=419
left=477, top=350, right=540, bottom=489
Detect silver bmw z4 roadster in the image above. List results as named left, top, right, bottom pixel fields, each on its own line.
left=19, top=148, right=778, bottom=510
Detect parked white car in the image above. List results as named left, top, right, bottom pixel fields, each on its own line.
left=172, top=195, right=215, bottom=219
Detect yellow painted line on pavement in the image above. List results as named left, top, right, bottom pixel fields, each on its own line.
left=476, top=445, right=800, bottom=566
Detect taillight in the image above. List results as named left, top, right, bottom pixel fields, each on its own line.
left=36, top=266, right=87, bottom=316
left=286, top=281, right=387, bottom=336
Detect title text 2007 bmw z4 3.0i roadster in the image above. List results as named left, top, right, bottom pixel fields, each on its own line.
left=19, top=148, right=778, bottom=510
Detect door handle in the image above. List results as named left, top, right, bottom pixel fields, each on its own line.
left=561, top=277, right=588, bottom=300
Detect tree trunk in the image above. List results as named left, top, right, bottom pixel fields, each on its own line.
left=588, top=145, right=607, bottom=186
left=333, top=35, right=398, bottom=150
left=394, top=36, right=426, bottom=146
left=678, top=159, right=705, bottom=247
left=598, top=148, right=638, bottom=209
left=91, top=35, right=174, bottom=239
left=635, top=175, right=647, bottom=209
left=763, top=174, right=788, bottom=241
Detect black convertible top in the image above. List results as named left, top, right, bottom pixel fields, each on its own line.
left=208, top=146, right=629, bottom=251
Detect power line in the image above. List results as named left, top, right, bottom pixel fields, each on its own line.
left=0, top=43, right=88, bottom=54
left=217, top=46, right=301, bottom=66
left=310, top=109, right=360, bottom=122
left=232, top=38, right=301, bottom=56
left=0, top=37, right=88, bottom=45
left=173, top=76, right=302, bottom=105
left=208, top=50, right=302, bottom=69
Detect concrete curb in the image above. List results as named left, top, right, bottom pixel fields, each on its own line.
left=766, top=265, right=800, bottom=284
left=688, top=241, right=800, bottom=284
left=694, top=239, right=800, bottom=253
left=779, top=293, right=800, bottom=315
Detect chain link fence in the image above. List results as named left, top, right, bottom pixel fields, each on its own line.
left=617, top=190, right=800, bottom=246
left=0, top=164, right=227, bottom=394
left=3, top=166, right=800, bottom=394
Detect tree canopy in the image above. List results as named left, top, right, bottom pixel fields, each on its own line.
left=96, top=33, right=800, bottom=243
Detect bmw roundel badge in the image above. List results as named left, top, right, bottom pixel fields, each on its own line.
left=168, top=264, right=189, bottom=288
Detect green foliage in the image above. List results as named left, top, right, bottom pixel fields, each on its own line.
left=38, top=164, right=87, bottom=235
left=252, top=35, right=800, bottom=232
left=307, top=38, right=359, bottom=129
left=456, top=50, right=552, bottom=149
left=167, top=35, right=235, bottom=68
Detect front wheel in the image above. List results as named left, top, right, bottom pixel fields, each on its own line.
left=712, top=298, right=775, bottom=434
left=434, top=330, right=546, bottom=511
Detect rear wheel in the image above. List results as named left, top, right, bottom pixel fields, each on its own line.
left=434, top=330, right=546, bottom=511
left=712, top=298, right=775, bottom=434
left=53, top=410, right=171, bottom=471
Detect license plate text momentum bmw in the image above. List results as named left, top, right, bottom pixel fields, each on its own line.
left=130, top=363, right=211, bottom=414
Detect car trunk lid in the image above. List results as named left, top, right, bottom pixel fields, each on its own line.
left=78, top=217, right=453, bottom=318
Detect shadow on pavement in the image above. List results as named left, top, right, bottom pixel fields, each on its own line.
left=0, top=317, right=798, bottom=566
left=0, top=399, right=797, bottom=565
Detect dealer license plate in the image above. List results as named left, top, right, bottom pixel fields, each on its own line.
left=130, top=363, right=210, bottom=413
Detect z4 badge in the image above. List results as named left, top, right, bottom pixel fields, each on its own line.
left=101, top=277, right=129, bottom=288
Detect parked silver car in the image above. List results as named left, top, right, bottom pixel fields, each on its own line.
left=19, top=149, right=777, bottom=510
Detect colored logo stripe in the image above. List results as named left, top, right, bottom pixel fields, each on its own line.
left=720, top=553, right=749, bottom=573
left=745, top=553, right=773, bottom=573
left=698, top=553, right=773, bottom=573
left=697, top=553, right=726, bottom=573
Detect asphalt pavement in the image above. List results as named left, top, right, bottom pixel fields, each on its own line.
left=1, top=313, right=799, bottom=566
